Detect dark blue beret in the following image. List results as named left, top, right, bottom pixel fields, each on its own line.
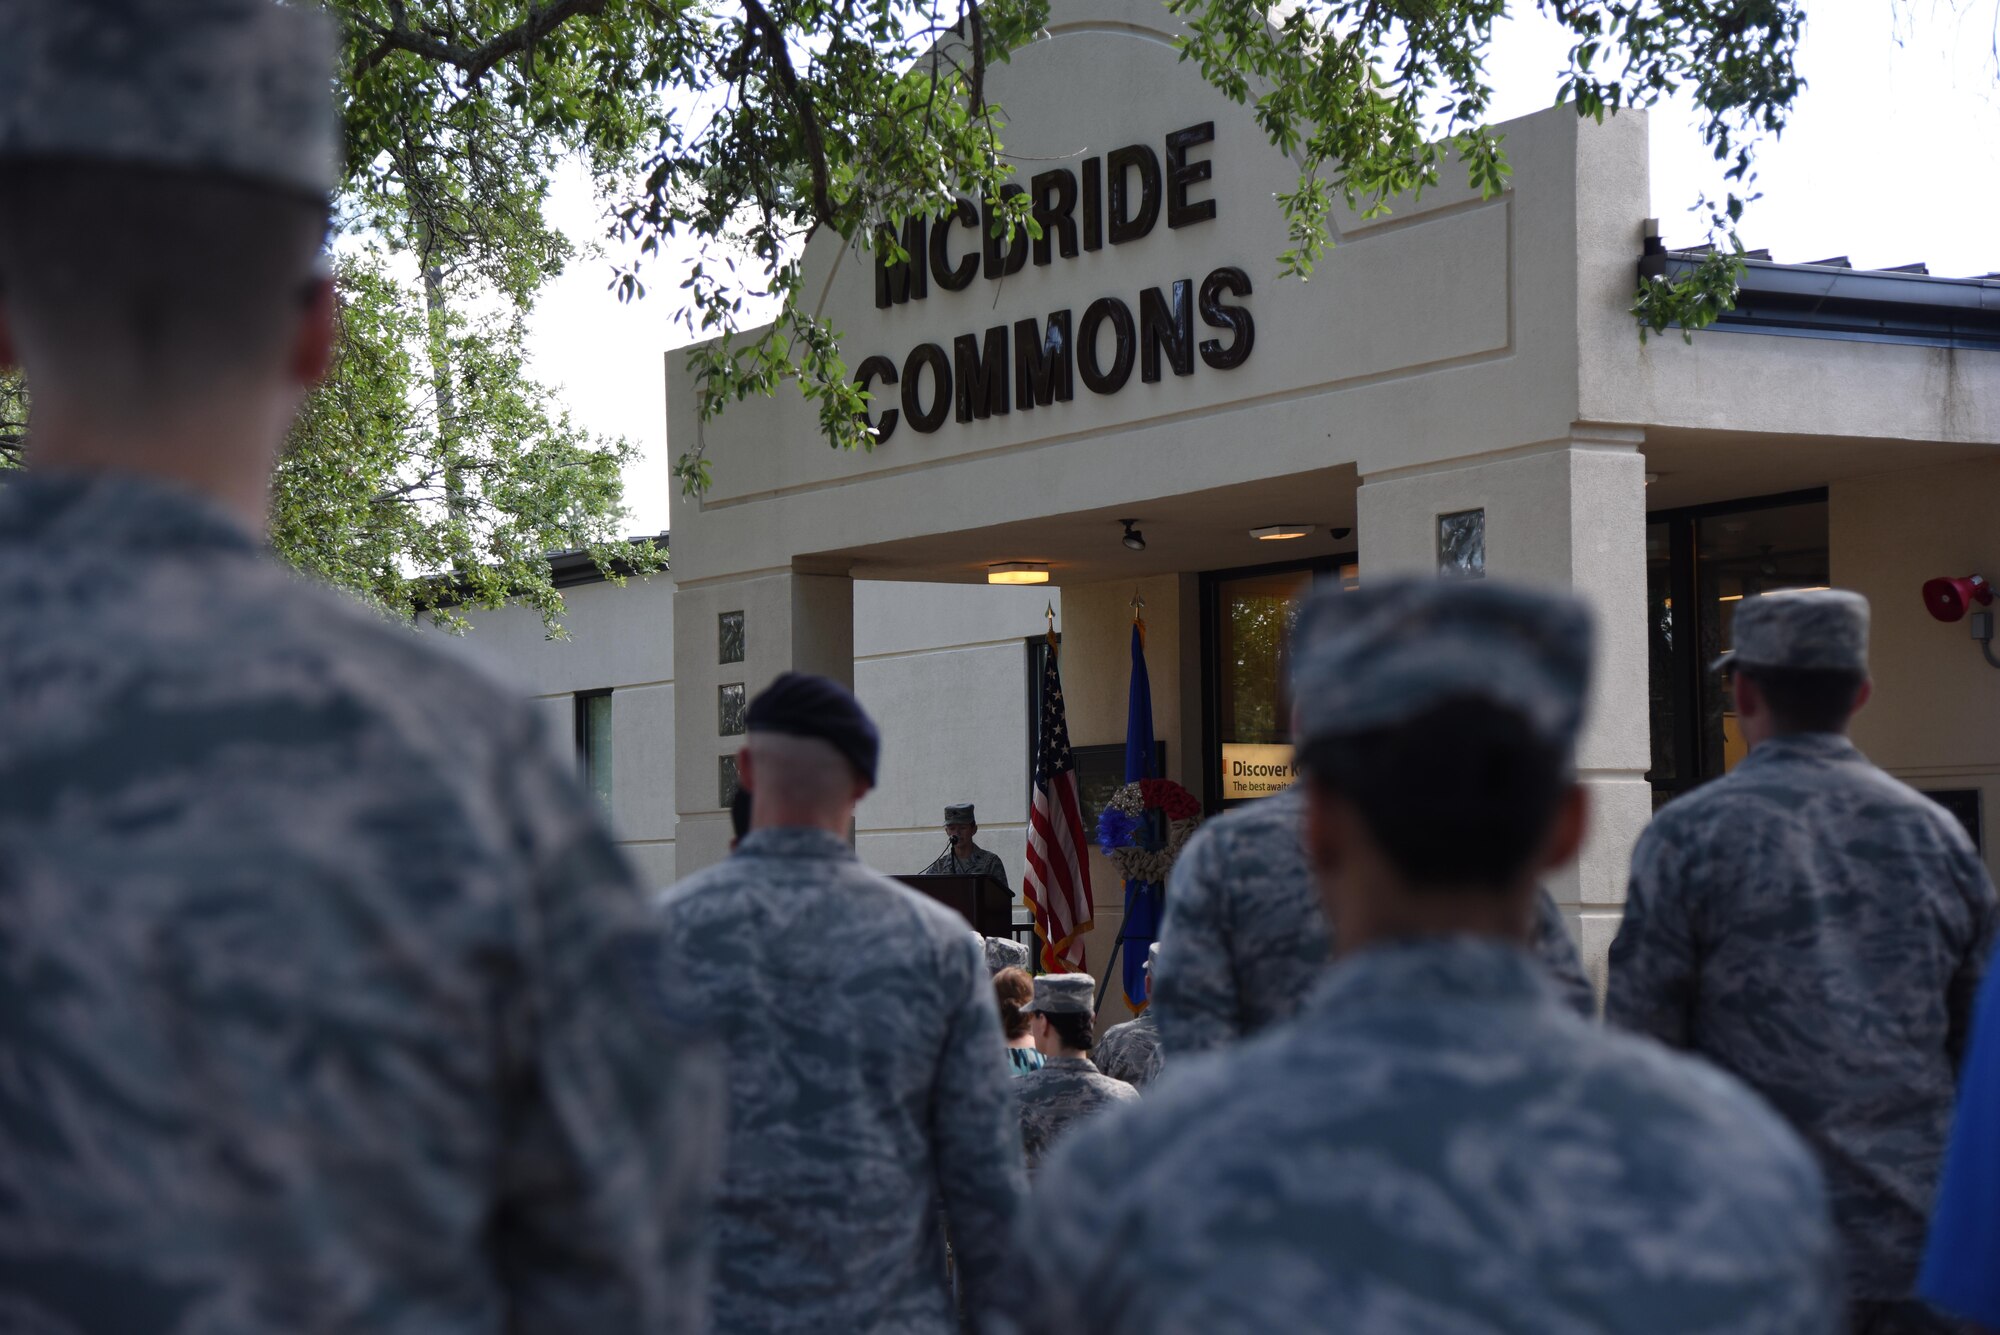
left=746, top=672, right=880, bottom=785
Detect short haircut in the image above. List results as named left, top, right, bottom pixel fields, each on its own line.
left=1735, top=665, right=1866, bottom=735
left=1300, top=697, right=1568, bottom=893
left=729, top=787, right=753, bottom=841
left=992, top=966, right=1034, bottom=1041
left=0, top=161, right=328, bottom=412
left=1045, top=1010, right=1095, bottom=1052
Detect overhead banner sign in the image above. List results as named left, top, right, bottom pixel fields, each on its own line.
left=857, top=121, right=1254, bottom=443
left=1220, top=743, right=1296, bottom=802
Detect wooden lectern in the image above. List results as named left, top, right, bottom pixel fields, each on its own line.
left=897, top=873, right=1013, bottom=939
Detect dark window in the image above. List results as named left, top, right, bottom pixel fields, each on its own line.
left=574, top=689, right=614, bottom=811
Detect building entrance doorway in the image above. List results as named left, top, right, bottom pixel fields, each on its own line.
left=1646, top=489, right=1831, bottom=806
left=1199, top=554, right=1358, bottom=812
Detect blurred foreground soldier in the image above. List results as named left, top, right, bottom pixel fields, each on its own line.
left=1610, top=590, right=1996, bottom=1334
left=1001, top=577, right=1839, bottom=1335
left=1153, top=671, right=1596, bottom=1055
left=922, top=801, right=1011, bottom=889
left=1094, top=943, right=1163, bottom=1088
left=1013, top=974, right=1137, bottom=1172
left=0, top=4, right=718, bottom=1331
left=650, top=674, right=1026, bottom=1333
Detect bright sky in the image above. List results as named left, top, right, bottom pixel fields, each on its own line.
left=523, top=1, right=2000, bottom=538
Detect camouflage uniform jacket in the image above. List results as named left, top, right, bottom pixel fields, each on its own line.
left=0, top=474, right=721, bottom=1334
left=1608, top=732, right=1998, bottom=1302
left=1153, top=786, right=1594, bottom=1054
left=649, top=827, right=1027, bottom=1334
left=1000, top=938, right=1842, bottom=1335
left=1093, top=1010, right=1161, bottom=1088
left=922, top=844, right=1010, bottom=890
left=1014, top=1054, right=1139, bottom=1172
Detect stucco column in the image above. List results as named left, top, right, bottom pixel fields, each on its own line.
left=1355, top=428, right=1651, bottom=993
left=673, top=568, right=855, bottom=876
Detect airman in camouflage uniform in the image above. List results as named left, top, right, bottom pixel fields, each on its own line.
left=1093, top=943, right=1163, bottom=1088
left=0, top=5, right=720, bottom=1330
left=921, top=801, right=1011, bottom=889
left=649, top=675, right=1026, bottom=1334
left=1609, top=590, right=1996, bottom=1333
left=1153, top=788, right=1597, bottom=1055
left=1013, top=973, right=1139, bottom=1170
left=999, top=577, right=1840, bottom=1335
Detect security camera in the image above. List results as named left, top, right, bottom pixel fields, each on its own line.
left=1923, top=574, right=1992, bottom=623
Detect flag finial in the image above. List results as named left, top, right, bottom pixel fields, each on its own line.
left=1131, top=590, right=1146, bottom=622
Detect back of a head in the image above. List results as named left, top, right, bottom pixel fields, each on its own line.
left=1304, top=699, right=1569, bottom=891
left=1722, top=588, right=1872, bottom=736
left=1291, top=576, right=1592, bottom=893
left=0, top=164, right=328, bottom=416
left=993, top=966, right=1034, bottom=1040
left=0, top=0, right=337, bottom=420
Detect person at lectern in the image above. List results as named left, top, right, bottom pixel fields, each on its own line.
left=921, top=801, right=1010, bottom=889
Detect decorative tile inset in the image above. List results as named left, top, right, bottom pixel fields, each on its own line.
left=718, top=682, right=747, bottom=736
left=1438, top=508, right=1486, bottom=580
left=719, top=610, right=746, bottom=664
left=718, top=754, right=740, bottom=808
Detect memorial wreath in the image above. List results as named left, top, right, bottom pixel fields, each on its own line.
left=1094, top=777, right=1202, bottom=885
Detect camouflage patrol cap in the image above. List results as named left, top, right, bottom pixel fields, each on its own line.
left=983, top=935, right=1030, bottom=975
left=0, top=0, right=340, bottom=201
left=1019, top=972, right=1095, bottom=1016
left=945, top=803, right=976, bottom=825
left=1714, top=589, right=1870, bottom=675
left=1291, top=575, right=1593, bottom=753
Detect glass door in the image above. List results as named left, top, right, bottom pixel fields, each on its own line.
left=1199, top=556, right=1358, bottom=811
left=1647, top=490, right=1829, bottom=804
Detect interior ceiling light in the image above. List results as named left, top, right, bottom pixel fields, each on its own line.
left=1250, top=524, right=1316, bottom=541
left=1120, top=519, right=1147, bottom=552
left=987, top=562, right=1050, bottom=586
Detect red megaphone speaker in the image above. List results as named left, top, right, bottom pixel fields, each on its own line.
left=1922, top=574, right=1993, bottom=623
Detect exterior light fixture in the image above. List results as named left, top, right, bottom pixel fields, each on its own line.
left=987, top=562, right=1050, bottom=586
left=1120, top=519, right=1147, bottom=552
left=1250, top=524, right=1316, bottom=541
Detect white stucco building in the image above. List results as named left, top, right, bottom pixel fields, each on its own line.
left=463, top=0, right=2000, bottom=1011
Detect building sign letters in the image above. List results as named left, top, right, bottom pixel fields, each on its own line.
left=858, top=122, right=1254, bottom=443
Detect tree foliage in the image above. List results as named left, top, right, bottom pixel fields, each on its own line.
left=276, top=254, right=659, bottom=630
left=327, top=1, right=1808, bottom=498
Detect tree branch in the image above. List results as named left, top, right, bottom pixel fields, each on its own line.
left=355, top=0, right=609, bottom=83
left=739, top=0, right=838, bottom=226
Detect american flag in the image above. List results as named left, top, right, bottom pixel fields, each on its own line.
left=1024, top=630, right=1093, bottom=973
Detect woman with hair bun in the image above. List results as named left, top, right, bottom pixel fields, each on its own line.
left=992, top=967, right=1044, bottom=1076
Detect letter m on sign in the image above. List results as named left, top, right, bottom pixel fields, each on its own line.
left=874, top=216, right=928, bottom=309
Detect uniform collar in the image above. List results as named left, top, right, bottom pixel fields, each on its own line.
left=1043, top=1054, right=1097, bottom=1072
left=1308, top=936, right=1557, bottom=1017
left=0, top=471, right=260, bottom=555
left=734, top=827, right=857, bottom=862
left=1741, top=732, right=1861, bottom=767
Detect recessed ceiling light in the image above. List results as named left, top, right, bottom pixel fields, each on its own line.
left=987, top=562, right=1050, bottom=586
left=1250, top=524, right=1316, bottom=541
